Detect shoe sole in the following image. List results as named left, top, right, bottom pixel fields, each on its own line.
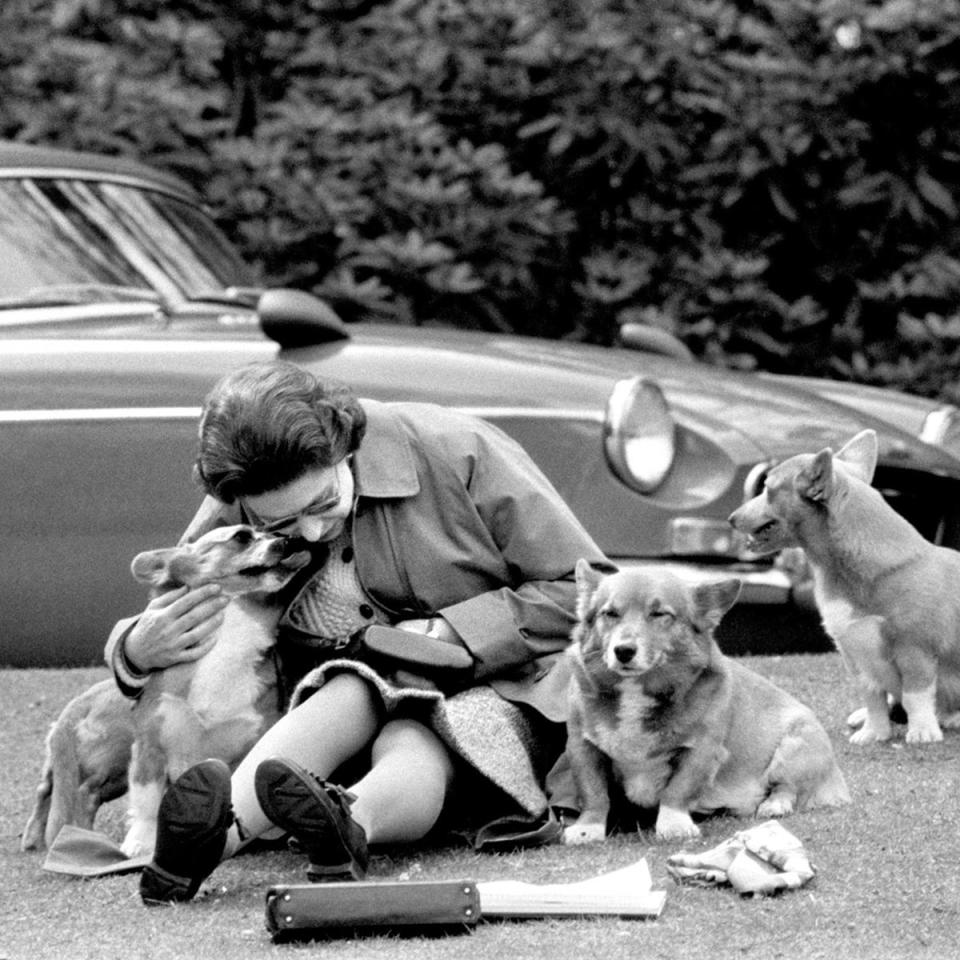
left=255, top=757, right=366, bottom=880
left=140, top=759, right=232, bottom=905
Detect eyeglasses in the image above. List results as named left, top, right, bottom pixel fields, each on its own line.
left=243, top=460, right=352, bottom=535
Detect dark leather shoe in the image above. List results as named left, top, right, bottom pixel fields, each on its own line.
left=254, top=756, right=368, bottom=881
left=140, top=758, right=232, bottom=905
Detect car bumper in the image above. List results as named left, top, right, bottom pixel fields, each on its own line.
left=611, top=558, right=832, bottom=656
left=615, top=557, right=793, bottom=605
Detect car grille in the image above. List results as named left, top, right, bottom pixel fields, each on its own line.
left=875, top=467, right=960, bottom=548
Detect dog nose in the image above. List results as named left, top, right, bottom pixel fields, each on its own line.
left=613, top=643, right=636, bottom=664
left=281, top=536, right=311, bottom=556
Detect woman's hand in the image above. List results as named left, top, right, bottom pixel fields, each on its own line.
left=123, top=585, right=231, bottom=673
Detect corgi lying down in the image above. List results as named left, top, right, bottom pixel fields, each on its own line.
left=21, top=525, right=308, bottom=857
left=563, top=562, right=849, bottom=843
left=730, top=429, right=960, bottom=745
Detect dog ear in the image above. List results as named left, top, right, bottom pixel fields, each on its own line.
left=574, top=557, right=604, bottom=596
left=130, top=549, right=176, bottom=585
left=575, top=558, right=605, bottom=589
left=835, top=429, right=878, bottom=484
left=691, top=578, right=741, bottom=630
left=574, top=559, right=606, bottom=613
left=795, top=449, right=833, bottom=502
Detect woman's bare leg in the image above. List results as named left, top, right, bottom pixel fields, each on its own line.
left=223, top=672, right=381, bottom=855
left=348, top=718, right=455, bottom=844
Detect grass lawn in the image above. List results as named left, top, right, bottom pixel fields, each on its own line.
left=3, top=655, right=959, bottom=960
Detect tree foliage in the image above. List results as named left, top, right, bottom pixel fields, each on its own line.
left=3, top=0, right=960, bottom=398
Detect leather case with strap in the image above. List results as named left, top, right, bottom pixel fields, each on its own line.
left=265, top=879, right=481, bottom=940
left=359, top=624, right=475, bottom=676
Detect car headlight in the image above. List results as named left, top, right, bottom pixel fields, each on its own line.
left=604, top=376, right=676, bottom=493
left=921, top=405, right=960, bottom=460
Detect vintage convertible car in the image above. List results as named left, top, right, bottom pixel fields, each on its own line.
left=3, top=141, right=960, bottom=666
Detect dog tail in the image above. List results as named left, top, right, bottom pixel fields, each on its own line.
left=21, top=716, right=89, bottom=851
left=47, top=713, right=98, bottom=847
left=19, top=721, right=65, bottom=851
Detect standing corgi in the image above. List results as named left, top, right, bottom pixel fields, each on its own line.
left=730, top=429, right=960, bottom=745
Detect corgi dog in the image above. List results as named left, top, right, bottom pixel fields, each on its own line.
left=563, top=562, right=849, bottom=843
left=730, top=429, right=960, bottom=746
left=21, top=525, right=309, bottom=857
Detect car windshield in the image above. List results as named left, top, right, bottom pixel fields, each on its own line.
left=0, top=177, right=257, bottom=308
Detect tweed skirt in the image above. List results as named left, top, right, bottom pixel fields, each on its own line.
left=289, top=659, right=550, bottom=820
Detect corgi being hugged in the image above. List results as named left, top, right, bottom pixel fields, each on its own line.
left=21, top=525, right=309, bottom=858
left=730, top=429, right=960, bottom=746
left=563, top=562, right=848, bottom=843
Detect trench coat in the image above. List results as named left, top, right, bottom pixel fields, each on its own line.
left=105, top=399, right=611, bottom=725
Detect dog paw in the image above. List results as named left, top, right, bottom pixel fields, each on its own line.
left=19, top=816, right=45, bottom=852
left=120, top=838, right=155, bottom=860
left=656, top=821, right=701, bottom=842
left=905, top=723, right=943, bottom=745
left=563, top=822, right=607, bottom=845
left=756, top=794, right=796, bottom=819
left=655, top=807, right=700, bottom=841
left=846, top=706, right=866, bottom=728
left=120, top=824, right=156, bottom=860
left=849, top=723, right=891, bottom=746
left=19, top=832, right=42, bottom=852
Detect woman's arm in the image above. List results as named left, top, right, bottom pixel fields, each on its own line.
left=432, top=423, right=612, bottom=680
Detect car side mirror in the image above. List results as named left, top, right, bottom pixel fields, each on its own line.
left=618, top=323, right=693, bottom=361
left=257, top=289, right=349, bottom=347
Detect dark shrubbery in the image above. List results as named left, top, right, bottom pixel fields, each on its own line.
left=3, top=0, right=960, bottom=398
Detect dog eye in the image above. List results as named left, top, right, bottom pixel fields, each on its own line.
left=231, top=528, right=255, bottom=545
left=599, top=607, right=621, bottom=621
left=649, top=608, right=675, bottom=624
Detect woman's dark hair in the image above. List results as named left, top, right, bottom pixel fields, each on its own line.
left=194, top=361, right=367, bottom=503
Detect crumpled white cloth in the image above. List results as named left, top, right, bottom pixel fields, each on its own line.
left=665, top=820, right=815, bottom=896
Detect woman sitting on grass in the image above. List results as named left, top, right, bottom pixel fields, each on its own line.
left=105, top=359, right=610, bottom=904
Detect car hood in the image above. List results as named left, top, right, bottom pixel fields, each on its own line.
left=656, top=365, right=960, bottom=475
left=595, top=356, right=959, bottom=475
left=655, top=364, right=911, bottom=462
left=290, top=323, right=960, bottom=476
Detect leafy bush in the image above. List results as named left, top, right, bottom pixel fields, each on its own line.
left=3, top=0, right=960, bottom=397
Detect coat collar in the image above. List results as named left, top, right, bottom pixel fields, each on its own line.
left=353, top=399, right=420, bottom=499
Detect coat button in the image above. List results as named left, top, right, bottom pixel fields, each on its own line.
left=342, top=546, right=354, bottom=563
left=358, top=603, right=374, bottom=620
